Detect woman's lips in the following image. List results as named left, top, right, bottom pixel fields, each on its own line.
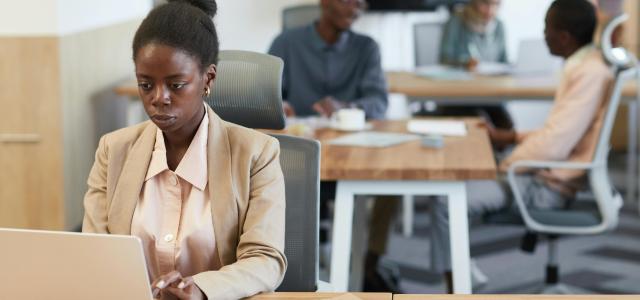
left=151, top=114, right=176, bottom=126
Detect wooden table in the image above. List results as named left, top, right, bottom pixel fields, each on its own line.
left=386, top=71, right=637, bottom=101
left=247, top=292, right=392, bottom=299
left=393, top=295, right=640, bottom=300
left=309, top=119, right=496, bottom=294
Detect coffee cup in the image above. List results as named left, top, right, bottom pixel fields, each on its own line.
left=333, top=108, right=365, bottom=131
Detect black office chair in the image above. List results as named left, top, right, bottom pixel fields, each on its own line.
left=205, top=50, right=321, bottom=291
left=282, top=5, right=321, bottom=31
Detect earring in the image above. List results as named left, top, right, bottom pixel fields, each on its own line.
left=204, top=86, right=211, bottom=97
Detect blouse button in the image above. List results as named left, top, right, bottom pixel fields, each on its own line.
left=169, top=176, right=178, bottom=186
left=164, top=234, right=174, bottom=242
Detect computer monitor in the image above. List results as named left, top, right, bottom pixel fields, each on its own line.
left=0, top=228, right=153, bottom=300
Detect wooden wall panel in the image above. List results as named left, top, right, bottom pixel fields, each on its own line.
left=0, top=37, right=64, bottom=229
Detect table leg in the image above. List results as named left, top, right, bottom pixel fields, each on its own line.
left=330, top=182, right=354, bottom=292
left=350, top=196, right=369, bottom=291
left=447, top=182, right=472, bottom=294
left=402, top=195, right=414, bottom=237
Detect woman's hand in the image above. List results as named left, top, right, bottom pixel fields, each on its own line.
left=152, top=271, right=205, bottom=300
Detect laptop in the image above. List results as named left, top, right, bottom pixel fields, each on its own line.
left=0, top=228, right=153, bottom=300
left=476, top=38, right=563, bottom=76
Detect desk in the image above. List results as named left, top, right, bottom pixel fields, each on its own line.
left=386, top=71, right=640, bottom=207
left=386, top=71, right=637, bottom=101
left=393, top=295, right=639, bottom=300
left=314, top=119, right=496, bottom=294
left=247, top=292, right=392, bottom=299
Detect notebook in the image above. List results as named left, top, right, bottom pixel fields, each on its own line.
left=407, top=120, right=467, bottom=137
left=328, top=131, right=421, bottom=148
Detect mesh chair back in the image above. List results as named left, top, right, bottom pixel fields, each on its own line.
left=271, top=134, right=320, bottom=292
left=205, top=50, right=285, bottom=129
left=414, top=20, right=446, bottom=67
left=282, top=5, right=321, bottom=31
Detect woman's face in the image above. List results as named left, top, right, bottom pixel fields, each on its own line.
left=134, top=43, right=215, bottom=134
left=475, top=0, right=501, bottom=23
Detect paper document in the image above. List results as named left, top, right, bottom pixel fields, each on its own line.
left=407, top=120, right=467, bottom=137
left=475, top=62, right=513, bottom=76
left=415, top=65, right=473, bottom=81
left=328, top=132, right=421, bottom=148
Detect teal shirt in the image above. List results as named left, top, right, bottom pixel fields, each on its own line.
left=439, top=13, right=508, bottom=66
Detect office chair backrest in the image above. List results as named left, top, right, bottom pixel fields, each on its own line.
left=205, top=50, right=286, bottom=129
left=589, top=14, right=637, bottom=231
left=206, top=50, right=321, bottom=290
left=413, top=19, right=447, bottom=67
left=272, top=134, right=320, bottom=292
left=282, top=5, right=321, bottom=31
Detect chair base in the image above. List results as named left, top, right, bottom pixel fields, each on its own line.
left=540, top=283, right=592, bottom=294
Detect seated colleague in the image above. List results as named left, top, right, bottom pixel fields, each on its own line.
left=440, top=0, right=507, bottom=68
left=82, top=1, right=286, bottom=299
left=431, top=0, right=610, bottom=292
left=268, top=0, right=387, bottom=119
left=269, top=0, right=397, bottom=292
left=437, top=0, right=513, bottom=130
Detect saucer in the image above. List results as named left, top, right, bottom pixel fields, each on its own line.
left=330, top=122, right=373, bottom=132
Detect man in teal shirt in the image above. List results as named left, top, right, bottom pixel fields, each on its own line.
left=438, top=0, right=513, bottom=130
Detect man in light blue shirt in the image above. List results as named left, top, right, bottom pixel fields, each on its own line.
left=268, top=0, right=388, bottom=119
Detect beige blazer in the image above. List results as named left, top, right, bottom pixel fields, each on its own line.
left=82, top=105, right=287, bottom=300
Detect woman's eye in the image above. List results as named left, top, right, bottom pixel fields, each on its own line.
left=171, top=83, right=186, bottom=89
left=138, top=82, right=152, bottom=90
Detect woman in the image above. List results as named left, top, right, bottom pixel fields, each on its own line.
left=439, top=0, right=507, bottom=69
left=82, top=1, right=287, bottom=299
left=435, top=0, right=513, bottom=130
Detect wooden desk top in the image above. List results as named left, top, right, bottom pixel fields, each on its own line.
left=386, top=72, right=637, bottom=99
left=394, top=295, right=638, bottom=300
left=315, top=118, right=496, bottom=181
left=247, top=292, right=392, bottom=300
left=114, top=80, right=138, bottom=97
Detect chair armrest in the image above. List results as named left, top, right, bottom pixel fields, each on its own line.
left=507, top=160, right=601, bottom=173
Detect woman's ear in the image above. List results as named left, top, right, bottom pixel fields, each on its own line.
left=205, top=64, right=217, bottom=87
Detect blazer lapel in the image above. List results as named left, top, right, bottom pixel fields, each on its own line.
left=108, top=122, right=156, bottom=235
left=206, top=106, right=239, bottom=265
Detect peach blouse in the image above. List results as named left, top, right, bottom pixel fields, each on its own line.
left=131, top=109, right=221, bottom=292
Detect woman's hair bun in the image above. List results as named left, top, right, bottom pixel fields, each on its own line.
left=170, top=0, right=217, bottom=17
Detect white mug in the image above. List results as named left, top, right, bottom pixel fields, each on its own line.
left=333, top=108, right=365, bottom=131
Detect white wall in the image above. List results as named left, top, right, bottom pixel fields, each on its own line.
left=0, top=0, right=58, bottom=36
left=499, top=0, right=555, bottom=63
left=57, top=0, right=151, bottom=36
left=216, top=0, right=317, bottom=52
left=0, top=0, right=151, bottom=36
left=215, top=1, right=557, bottom=68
